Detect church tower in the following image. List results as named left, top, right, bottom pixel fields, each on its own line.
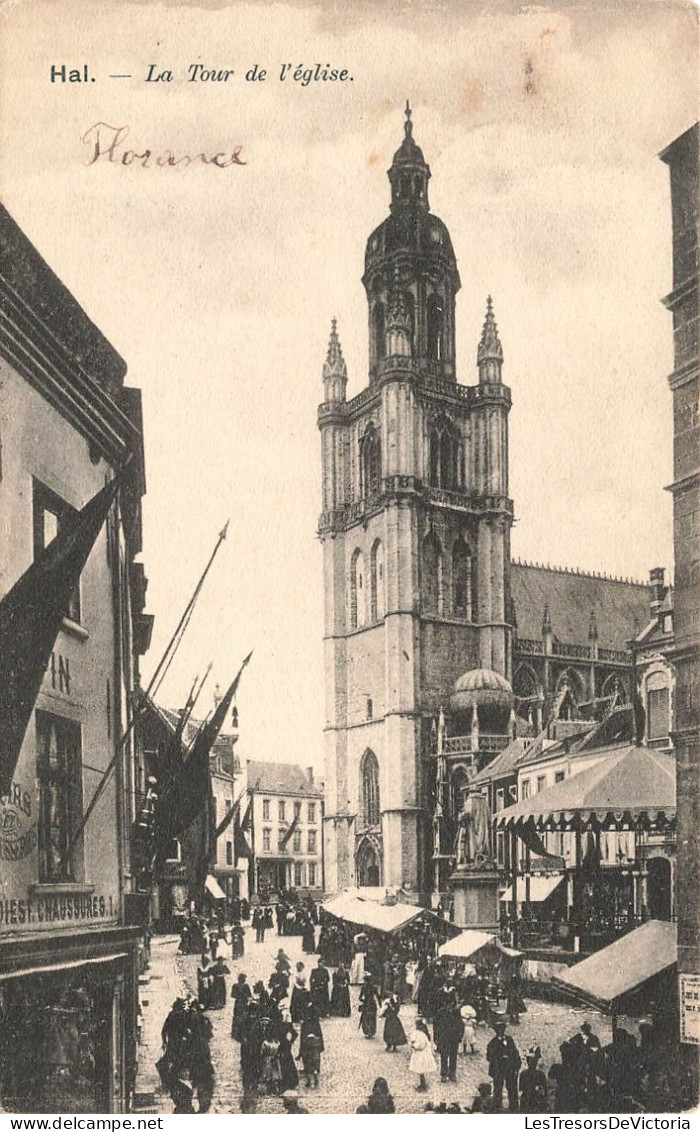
left=318, top=105, right=514, bottom=899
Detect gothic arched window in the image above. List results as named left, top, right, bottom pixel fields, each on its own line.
left=422, top=531, right=443, bottom=615
left=427, top=293, right=444, bottom=361
left=370, top=538, right=386, bottom=621
left=350, top=548, right=367, bottom=629
left=452, top=536, right=473, bottom=620
left=373, top=302, right=386, bottom=362
left=360, top=423, right=381, bottom=498
left=360, top=749, right=380, bottom=827
left=428, top=417, right=460, bottom=490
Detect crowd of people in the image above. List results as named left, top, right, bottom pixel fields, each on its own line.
left=159, top=900, right=674, bottom=1114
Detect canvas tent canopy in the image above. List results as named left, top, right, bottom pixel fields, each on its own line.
left=321, top=892, right=456, bottom=936
left=496, top=746, right=676, bottom=830
left=551, top=920, right=677, bottom=1013
left=438, top=930, right=523, bottom=962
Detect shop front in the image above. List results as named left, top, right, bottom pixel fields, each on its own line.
left=0, top=927, right=140, bottom=1114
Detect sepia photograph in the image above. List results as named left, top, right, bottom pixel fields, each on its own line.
left=0, top=0, right=698, bottom=1118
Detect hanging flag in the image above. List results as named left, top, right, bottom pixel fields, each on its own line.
left=154, top=652, right=253, bottom=848
left=0, top=474, right=121, bottom=796
left=240, top=792, right=254, bottom=832
left=234, top=807, right=253, bottom=860
left=279, top=812, right=299, bottom=851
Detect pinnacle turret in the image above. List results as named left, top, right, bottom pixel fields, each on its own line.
left=322, top=317, right=347, bottom=403
left=477, top=296, right=504, bottom=384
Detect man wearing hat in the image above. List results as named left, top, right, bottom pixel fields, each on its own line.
left=486, top=1016, right=521, bottom=1111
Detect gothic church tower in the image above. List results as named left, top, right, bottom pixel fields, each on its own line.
left=318, top=106, right=513, bottom=898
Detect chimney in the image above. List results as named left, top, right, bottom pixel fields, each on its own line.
left=649, top=567, right=666, bottom=617
left=306, top=767, right=314, bottom=785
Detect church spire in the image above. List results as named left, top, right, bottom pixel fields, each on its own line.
left=477, top=295, right=503, bottom=384
left=388, top=100, right=431, bottom=213
left=322, top=317, right=347, bottom=403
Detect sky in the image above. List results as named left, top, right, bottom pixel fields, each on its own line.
left=1, top=0, right=697, bottom=773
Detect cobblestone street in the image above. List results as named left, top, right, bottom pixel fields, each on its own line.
left=135, top=928, right=621, bottom=1115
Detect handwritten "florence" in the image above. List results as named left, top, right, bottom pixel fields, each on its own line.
left=81, top=122, right=247, bottom=168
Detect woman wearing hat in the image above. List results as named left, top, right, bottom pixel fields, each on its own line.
left=381, top=994, right=408, bottom=1053
left=519, top=1045, right=548, bottom=1113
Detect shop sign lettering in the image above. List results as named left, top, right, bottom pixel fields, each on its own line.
left=680, top=973, right=700, bottom=1045
left=0, top=894, right=115, bottom=926
left=0, top=781, right=37, bottom=861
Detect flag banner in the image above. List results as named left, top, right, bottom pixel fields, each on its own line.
left=0, top=475, right=121, bottom=796
left=516, top=818, right=566, bottom=867
left=240, top=793, right=254, bottom=832
left=215, top=799, right=237, bottom=840
left=279, top=812, right=299, bottom=850
left=154, top=651, right=253, bottom=848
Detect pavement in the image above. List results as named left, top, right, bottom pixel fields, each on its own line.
left=134, top=927, right=619, bottom=1115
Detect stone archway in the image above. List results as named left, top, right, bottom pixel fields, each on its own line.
left=356, top=837, right=381, bottom=887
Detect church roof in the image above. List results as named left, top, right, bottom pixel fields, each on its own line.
left=511, top=561, right=649, bottom=653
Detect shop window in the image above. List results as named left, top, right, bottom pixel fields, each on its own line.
left=308, top=862, right=317, bottom=887
left=226, top=841, right=233, bottom=865
left=262, top=828, right=271, bottom=852
left=33, top=481, right=81, bottom=623
left=308, top=803, right=316, bottom=823
left=262, top=798, right=270, bottom=820
left=360, top=749, right=380, bottom=827
left=278, top=800, right=286, bottom=822
left=36, top=711, right=83, bottom=883
left=293, top=830, right=302, bottom=853
left=308, top=830, right=317, bottom=853
left=294, top=862, right=304, bottom=887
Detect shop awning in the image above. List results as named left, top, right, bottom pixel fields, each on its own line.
left=552, top=920, right=677, bottom=1012
left=205, top=875, right=226, bottom=900
left=496, top=745, right=675, bottom=829
left=500, top=874, right=564, bottom=903
left=321, top=892, right=453, bottom=936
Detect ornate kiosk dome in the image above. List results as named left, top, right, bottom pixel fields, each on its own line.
left=450, top=668, right=513, bottom=733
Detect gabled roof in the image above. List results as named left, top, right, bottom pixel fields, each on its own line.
left=511, top=561, right=649, bottom=652
left=247, top=760, right=322, bottom=798
left=472, top=736, right=539, bottom=785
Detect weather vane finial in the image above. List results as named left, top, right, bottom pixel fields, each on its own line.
left=404, top=99, right=412, bottom=137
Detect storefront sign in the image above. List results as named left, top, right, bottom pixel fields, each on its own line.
left=679, top=972, right=700, bottom=1045
left=0, top=893, right=116, bottom=927
left=0, top=780, right=37, bottom=861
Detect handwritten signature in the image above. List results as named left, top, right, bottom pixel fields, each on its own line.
left=82, top=123, right=246, bottom=168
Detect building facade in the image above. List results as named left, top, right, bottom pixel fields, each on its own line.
left=246, top=762, right=323, bottom=898
left=319, top=108, right=513, bottom=899
left=660, top=121, right=699, bottom=1094
left=0, top=204, right=150, bottom=1112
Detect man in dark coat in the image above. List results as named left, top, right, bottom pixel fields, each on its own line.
left=310, top=959, right=331, bottom=1017
left=486, top=1020, right=521, bottom=1111
left=433, top=984, right=464, bottom=1083
left=290, top=977, right=311, bottom=1024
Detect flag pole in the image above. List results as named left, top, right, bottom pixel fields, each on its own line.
left=64, top=523, right=229, bottom=865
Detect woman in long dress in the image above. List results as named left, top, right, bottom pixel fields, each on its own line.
left=408, top=1016, right=438, bottom=1092
left=349, top=948, right=366, bottom=985
left=382, top=995, right=408, bottom=1053
left=197, top=953, right=213, bottom=1010
left=208, top=956, right=230, bottom=1010
left=330, top=964, right=351, bottom=1017
left=358, top=976, right=380, bottom=1039
left=276, top=1013, right=299, bottom=1094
